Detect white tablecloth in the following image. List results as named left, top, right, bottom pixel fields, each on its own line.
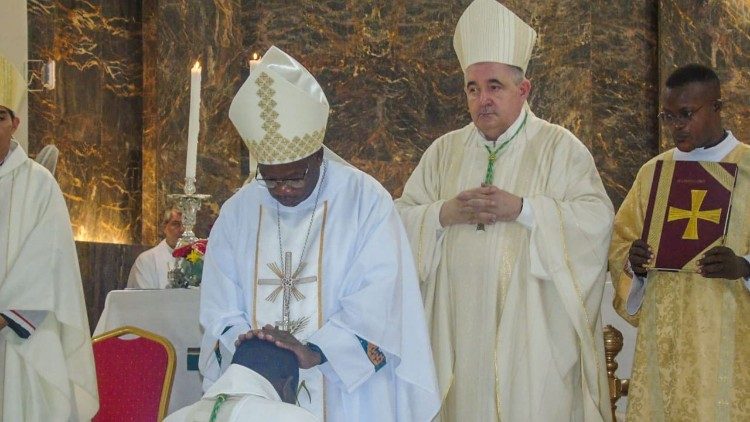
left=94, top=289, right=203, bottom=415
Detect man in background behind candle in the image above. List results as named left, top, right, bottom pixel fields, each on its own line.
left=199, top=45, right=439, bottom=421
left=127, top=207, right=184, bottom=289
left=395, top=0, right=613, bottom=420
left=0, top=54, right=98, bottom=420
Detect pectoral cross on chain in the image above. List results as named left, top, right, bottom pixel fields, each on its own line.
left=258, top=251, right=317, bottom=334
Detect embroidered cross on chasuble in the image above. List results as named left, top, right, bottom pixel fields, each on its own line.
left=642, top=160, right=738, bottom=272
left=254, top=203, right=327, bottom=416
left=258, top=251, right=317, bottom=334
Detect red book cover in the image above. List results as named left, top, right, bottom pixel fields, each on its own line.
left=641, top=160, right=738, bottom=272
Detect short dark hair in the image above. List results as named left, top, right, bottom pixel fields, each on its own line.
left=665, top=64, right=720, bottom=90
left=232, top=338, right=299, bottom=390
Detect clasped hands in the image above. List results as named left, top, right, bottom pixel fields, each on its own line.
left=235, top=324, right=323, bottom=369
left=439, top=185, right=522, bottom=227
left=629, top=240, right=750, bottom=279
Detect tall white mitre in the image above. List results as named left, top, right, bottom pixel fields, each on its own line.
left=0, top=53, right=26, bottom=111
left=229, top=46, right=329, bottom=165
left=453, top=0, right=537, bottom=73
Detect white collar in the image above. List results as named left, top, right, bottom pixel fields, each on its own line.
left=159, top=239, right=175, bottom=253
left=0, top=139, right=18, bottom=165
left=672, top=131, right=739, bottom=162
left=202, top=364, right=282, bottom=402
left=0, top=140, right=25, bottom=178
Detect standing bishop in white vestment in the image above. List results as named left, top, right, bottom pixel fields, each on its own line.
left=395, top=0, right=614, bottom=420
left=199, top=46, right=440, bottom=422
left=0, top=55, right=98, bottom=421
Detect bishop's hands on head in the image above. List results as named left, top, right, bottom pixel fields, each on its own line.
left=236, top=325, right=323, bottom=369
left=199, top=44, right=439, bottom=421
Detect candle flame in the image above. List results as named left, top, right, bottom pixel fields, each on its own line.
left=252, top=53, right=259, bottom=60
left=192, top=61, right=201, bottom=70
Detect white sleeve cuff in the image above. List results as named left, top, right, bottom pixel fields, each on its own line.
left=307, top=323, right=374, bottom=393
left=515, top=198, right=535, bottom=229
left=743, top=255, right=750, bottom=292
left=626, top=273, right=648, bottom=315
left=432, top=199, right=446, bottom=234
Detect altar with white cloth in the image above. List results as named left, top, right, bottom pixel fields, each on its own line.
left=94, top=288, right=203, bottom=415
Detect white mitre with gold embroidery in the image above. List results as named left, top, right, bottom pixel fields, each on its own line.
left=453, top=0, right=537, bottom=73
left=229, top=46, right=329, bottom=165
left=0, top=54, right=26, bottom=112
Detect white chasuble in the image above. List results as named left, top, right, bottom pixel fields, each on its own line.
left=199, top=158, right=440, bottom=422
left=396, top=109, right=613, bottom=421
left=253, top=202, right=327, bottom=416
left=0, top=141, right=98, bottom=421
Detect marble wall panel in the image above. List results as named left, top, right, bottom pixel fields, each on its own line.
left=592, top=1, right=660, bottom=207
left=29, top=0, right=747, bottom=248
left=141, top=0, right=250, bottom=244
left=242, top=0, right=607, bottom=198
left=142, top=0, right=159, bottom=243
left=658, top=0, right=750, bottom=150
left=28, top=0, right=143, bottom=244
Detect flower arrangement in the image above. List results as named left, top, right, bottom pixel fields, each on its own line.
left=169, top=239, right=208, bottom=288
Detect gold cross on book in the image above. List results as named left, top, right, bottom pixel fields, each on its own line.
left=258, top=251, right=316, bottom=333
left=667, top=189, right=722, bottom=240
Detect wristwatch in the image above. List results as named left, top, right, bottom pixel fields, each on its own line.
left=306, top=342, right=328, bottom=364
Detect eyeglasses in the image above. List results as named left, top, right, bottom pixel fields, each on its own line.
left=255, top=165, right=309, bottom=189
left=658, top=100, right=721, bottom=126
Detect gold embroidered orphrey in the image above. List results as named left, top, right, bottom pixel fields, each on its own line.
left=258, top=251, right=316, bottom=334
left=248, top=72, right=325, bottom=164
left=667, top=189, right=722, bottom=240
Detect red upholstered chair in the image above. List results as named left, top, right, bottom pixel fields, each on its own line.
left=92, top=326, right=176, bottom=422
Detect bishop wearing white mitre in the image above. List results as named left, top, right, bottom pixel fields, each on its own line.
left=396, top=0, right=614, bottom=420
left=198, top=46, right=440, bottom=422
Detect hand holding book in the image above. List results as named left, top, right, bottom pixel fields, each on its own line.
left=628, top=239, right=652, bottom=277
left=641, top=161, right=738, bottom=272
left=698, top=246, right=750, bottom=279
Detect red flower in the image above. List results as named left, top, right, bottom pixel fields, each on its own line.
left=172, top=238, right=208, bottom=258
left=192, top=239, right=208, bottom=255
left=172, top=244, right=193, bottom=258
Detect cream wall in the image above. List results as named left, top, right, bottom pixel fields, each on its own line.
left=0, top=0, right=28, bottom=150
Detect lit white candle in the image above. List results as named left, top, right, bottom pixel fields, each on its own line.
left=248, top=52, right=260, bottom=72
left=186, top=61, right=201, bottom=179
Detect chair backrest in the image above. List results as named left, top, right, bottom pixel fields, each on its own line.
left=92, top=326, right=176, bottom=422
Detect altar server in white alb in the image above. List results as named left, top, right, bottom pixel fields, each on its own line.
left=198, top=46, right=440, bottom=421
left=127, top=207, right=184, bottom=289
left=0, top=55, right=98, bottom=421
left=395, top=0, right=613, bottom=420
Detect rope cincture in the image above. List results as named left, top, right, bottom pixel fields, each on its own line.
left=209, top=393, right=229, bottom=422
left=477, top=111, right=528, bottom=231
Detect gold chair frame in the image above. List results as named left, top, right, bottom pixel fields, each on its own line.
left=92, top=325, right=177, bottom=421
